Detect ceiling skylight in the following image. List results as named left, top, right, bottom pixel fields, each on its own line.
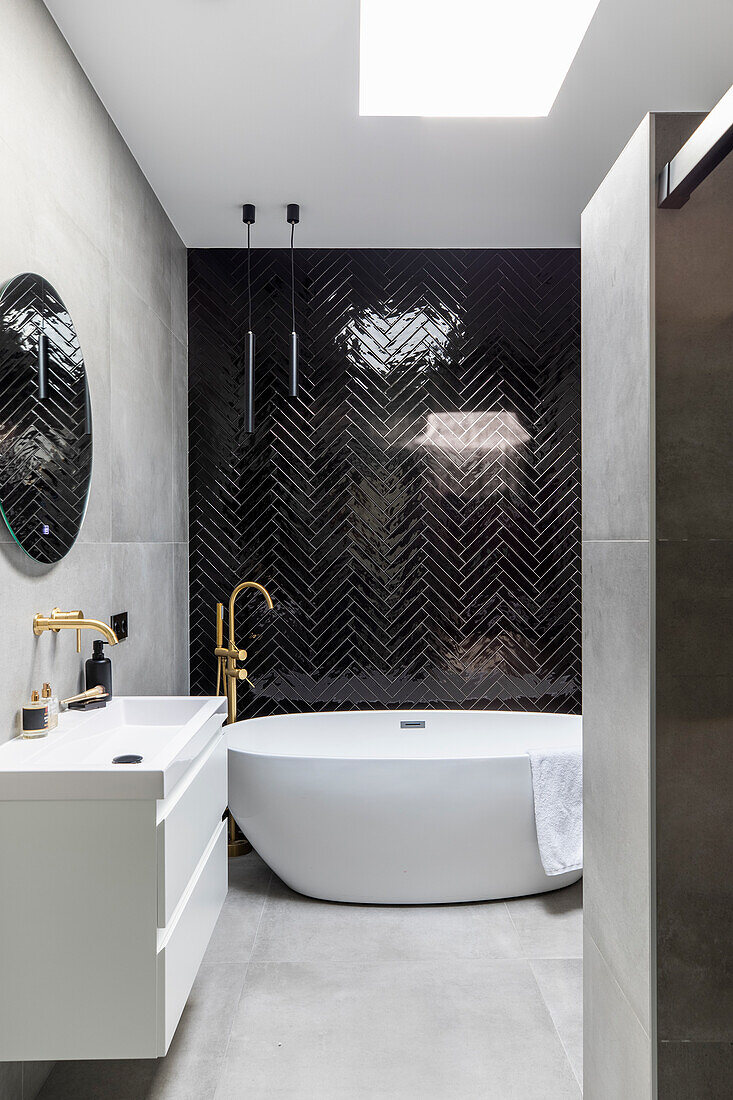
left=359, top=0, right=600, bottom=117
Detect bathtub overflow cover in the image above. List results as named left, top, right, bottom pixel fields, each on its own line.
left=400, top=720, right=425, bottom=729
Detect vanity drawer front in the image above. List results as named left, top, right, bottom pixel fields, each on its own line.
left=157, top=733, right=227, bottom=927
left=157, top=819, right=227, bottom=1055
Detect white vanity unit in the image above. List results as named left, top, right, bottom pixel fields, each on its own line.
left=0, top=696, right=228, bottom=1061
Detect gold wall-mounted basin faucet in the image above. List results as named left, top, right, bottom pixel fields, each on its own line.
left=33, top=608, right=119, bottom=653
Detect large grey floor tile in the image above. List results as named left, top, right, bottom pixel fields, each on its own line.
left=166, top=964, right=244, bottom=1060
left=145, top=1053, right=223, bottom=1100
left=219, top=958, right=580, bottom=1099
left=531, top=958, right=583, bottom=1087
left=251, top=875, right=523, bottom=965
left=36, top=855, right=582, bottom=1100
left=506, top=879, right=583, bottom=958
left=202, top=853, right=272, bottom=967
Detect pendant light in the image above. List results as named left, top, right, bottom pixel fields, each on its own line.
left=242, top=203, right=256, bottom=433
left=287, top=203, right=300, bottom=398
left=37, top=280, right=48, bottom=401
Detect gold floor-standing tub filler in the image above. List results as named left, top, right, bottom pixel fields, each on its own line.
left=215, top=580, right=274, bottom=856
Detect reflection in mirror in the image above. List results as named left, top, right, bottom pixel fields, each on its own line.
left=0, top=273, right=92, bottom=563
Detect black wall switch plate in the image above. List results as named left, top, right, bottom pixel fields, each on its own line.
left=111, top=611, right=128, bottom=641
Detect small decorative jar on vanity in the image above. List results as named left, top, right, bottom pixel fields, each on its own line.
left=0, top=696, right=227, bottom=1061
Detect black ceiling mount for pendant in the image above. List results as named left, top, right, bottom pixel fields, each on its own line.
left=242, top=204, right=256, bottom=434
left=287, top=203, right=300, bottom=399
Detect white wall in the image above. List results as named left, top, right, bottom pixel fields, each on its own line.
left=0, top=1, right=188, bottom=1095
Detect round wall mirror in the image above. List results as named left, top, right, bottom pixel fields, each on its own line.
left=0, top=273, right=92, bottom=563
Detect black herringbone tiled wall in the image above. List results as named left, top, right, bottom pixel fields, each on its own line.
left=188, top=249, right=580, bottom=718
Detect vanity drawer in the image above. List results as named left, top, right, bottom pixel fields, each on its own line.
left=157, top=819, right=227, bottom=1055
left=157, top=733, right=227, bottom=927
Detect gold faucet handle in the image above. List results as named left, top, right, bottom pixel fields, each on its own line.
left=225, top=668, right=249, bottom=682
left=51, top=609, right=84, bottom=651
left=214, top=646, right=247, bottom=662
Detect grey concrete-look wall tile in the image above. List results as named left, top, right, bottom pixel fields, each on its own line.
left=109, top=121, right=171, bottom=331
left=657, top=1040, right=733, bottom=1098
left=656, top=540, right=733, bottom=678
left=30, top=217, right=112, bottom=547
left=0, top=542, right=113, bottom=742
left=583, top=933, right=651, bottom=1100
left=581, top=115, right=651, bottom=542
left=652, top=113, right=706, bottom=178
left=582, top=540, right=651, bottom=1032
left=110, top=275, right=173, bottom=543
left=170, top=232, right=188, bottom=347
left=656, top=672, right=733, bottom=1042
left=22, top=1060, right=53, bottom=1099
left=0, top=1059, right=22, bottom=1100
left=0, top=0, right=184, bottom=806
left=651, top=539, right=730, bottom=682
left=0, top=131, right=35, bottom=339
left=0, top=0, right=110, bottom=258
left=110, top=542, right=175, bottom=697
left=172, top=543, right=190, bottom=695
left=172, top=337, right=189, bottom=544
left=655, top=127, right=733, bottom=541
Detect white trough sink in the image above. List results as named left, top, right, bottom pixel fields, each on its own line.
left=0, top=696, right=227, bottom=800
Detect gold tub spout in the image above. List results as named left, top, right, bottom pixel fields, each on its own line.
left=33, top=608, right=119, bottom=653
left=215, top=581, right=274, bottom=727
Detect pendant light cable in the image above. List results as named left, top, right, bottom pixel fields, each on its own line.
left=247, top=220, right=252, bottom=333
left=290, top=221, right=296, bottom=333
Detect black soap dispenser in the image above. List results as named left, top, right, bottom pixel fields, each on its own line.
left=85, top=639, right=113, bottom=699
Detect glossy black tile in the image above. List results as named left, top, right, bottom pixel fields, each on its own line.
left=188, top=249, right=580, bottom=718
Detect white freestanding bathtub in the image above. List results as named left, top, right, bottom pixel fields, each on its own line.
left=228, top=710, right=582, bottom=904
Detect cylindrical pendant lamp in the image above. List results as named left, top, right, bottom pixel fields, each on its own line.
left=287, top=203, right=300, bottom=398
left=243, top=203, right=256, bottom=433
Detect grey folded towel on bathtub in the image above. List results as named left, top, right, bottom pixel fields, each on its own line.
left=527, top=747, right=583, bottom=876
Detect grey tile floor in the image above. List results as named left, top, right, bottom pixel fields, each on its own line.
left=38, top=855, right=583, bottom=1100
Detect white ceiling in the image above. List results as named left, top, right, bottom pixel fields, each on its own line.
left=44, top=0, right=733, bottom=248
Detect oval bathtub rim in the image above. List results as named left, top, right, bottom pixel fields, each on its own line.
left=226, top=708, right=582, bottom=764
